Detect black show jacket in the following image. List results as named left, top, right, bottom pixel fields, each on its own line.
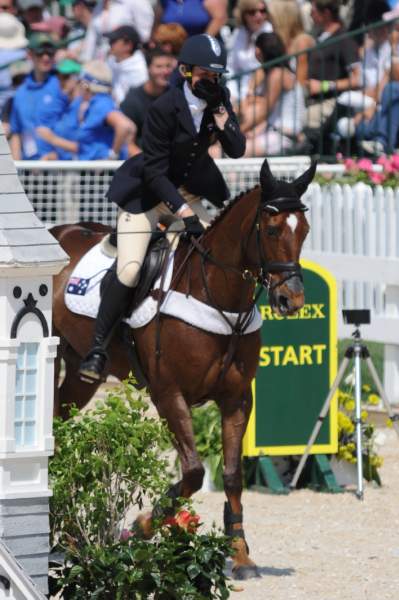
left=107, top=83, right=246, bottom=214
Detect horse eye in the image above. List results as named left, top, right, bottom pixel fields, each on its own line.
left=266, top=226, right=280, bottom=237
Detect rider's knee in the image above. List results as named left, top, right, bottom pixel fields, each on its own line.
left=117, top=262, right=140, bottom=287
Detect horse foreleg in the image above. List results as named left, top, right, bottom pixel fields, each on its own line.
left=220, top=388, right=259, bottom=580
left=158, top=391, right=205, bottom=497
left=134, top=391, right=205, bottom=537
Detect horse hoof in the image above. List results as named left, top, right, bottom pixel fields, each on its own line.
left=132, top=512, right=153, bottom=539
left=232, top=564, right=260, bottom=580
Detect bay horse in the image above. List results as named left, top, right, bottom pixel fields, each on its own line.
left=51, top=158, right=314, bottom=579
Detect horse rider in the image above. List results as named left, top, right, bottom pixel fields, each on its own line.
left=79, top=33, right=246, bottom=382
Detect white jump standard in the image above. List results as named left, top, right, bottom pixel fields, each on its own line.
left=0, top=126, right=68, bottom=596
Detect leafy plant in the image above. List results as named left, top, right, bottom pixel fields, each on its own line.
left=192, top=402, right=223, bottom=489
left=56, top=521, right=232, bottom=599
left=50, top=380, right=172, bottom=548
left=50, top=380, right=232, bottom=598
left=337, top=381, right=383, bottom=485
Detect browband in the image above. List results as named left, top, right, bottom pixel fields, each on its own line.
left=262, top=196, right=308, bottom=213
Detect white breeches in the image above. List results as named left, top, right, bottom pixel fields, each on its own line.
left=116, top=188, right=213, bottom=287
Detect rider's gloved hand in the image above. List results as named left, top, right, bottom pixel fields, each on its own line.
left=192, top=79, right=226, bottom=112
left=183, top=215, right=205, bottom=239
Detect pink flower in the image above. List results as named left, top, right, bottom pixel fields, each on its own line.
left=369, top=172, right=386, bottom=185
left=336, top=152, right=343, bottom=161
left=120, top=528, right=134, bottom=541
left=344, top=158, right=357, bottom=172
left=357, top=158, right=373, bottom=172
left=391, top=154, right=399, bottom=170
left=376, top=156, right=394, bottom=173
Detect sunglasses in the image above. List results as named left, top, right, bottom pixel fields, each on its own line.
left=34, top=48, right=56, bottom=57
left=245, top=7, right=267, bottom=16
left=0, top=5, right=13, bottom=9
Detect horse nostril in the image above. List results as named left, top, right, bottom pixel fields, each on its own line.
left=278, top=295, right=290, bottom=313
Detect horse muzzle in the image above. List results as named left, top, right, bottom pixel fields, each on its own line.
left=269, top=272, right=305, bottom=316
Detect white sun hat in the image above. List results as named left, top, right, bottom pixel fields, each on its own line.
left=80, top=60, right=113, bottom=94
left=0, top=14, right=28, bottom=49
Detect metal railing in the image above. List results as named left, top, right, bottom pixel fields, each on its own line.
left=15, top=158, right=396, bottom=320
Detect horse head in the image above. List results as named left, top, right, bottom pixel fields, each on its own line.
left=256, top=158, right=315, bottom=316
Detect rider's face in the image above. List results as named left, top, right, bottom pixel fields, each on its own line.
left=190, top=66, right=219, bottom=88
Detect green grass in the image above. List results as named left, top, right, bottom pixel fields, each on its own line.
left=338, top=339, right=384, bottom=390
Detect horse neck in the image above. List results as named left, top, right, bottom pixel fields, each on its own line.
left=179, top=188, right=261, bottom=312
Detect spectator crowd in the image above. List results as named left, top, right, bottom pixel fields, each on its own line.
left=1, top=0, right=399, bottom=160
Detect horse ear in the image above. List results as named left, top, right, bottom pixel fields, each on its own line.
left=260, top=158, right=277, bottom=195
left=294, top=160, right=317, bottom=196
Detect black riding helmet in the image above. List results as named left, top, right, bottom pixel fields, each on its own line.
left=178, top=34, right=227, bottom=74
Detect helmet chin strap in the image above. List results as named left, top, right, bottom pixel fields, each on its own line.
left=179, top=64, right=193, bottom=86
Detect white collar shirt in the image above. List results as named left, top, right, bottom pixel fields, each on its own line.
left=183, top=81, right=207, bottom=133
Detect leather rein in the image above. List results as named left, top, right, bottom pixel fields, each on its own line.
left=189, top=196, right=306, bottom=336
left=154, top=196, right=306, bottom=382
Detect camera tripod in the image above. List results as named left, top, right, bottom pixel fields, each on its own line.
left=290, top=323, right=399, bottom=500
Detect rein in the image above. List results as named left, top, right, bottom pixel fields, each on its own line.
left=154, top=194, right=306, bottom=381
left=186, top=197, right=305, bottom=384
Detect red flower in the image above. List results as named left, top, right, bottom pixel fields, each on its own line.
left=175, top=510, right=200, bottom=533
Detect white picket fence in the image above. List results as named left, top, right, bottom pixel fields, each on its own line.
left=14, top=159, right=399, bottom=402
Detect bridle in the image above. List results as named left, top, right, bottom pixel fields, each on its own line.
left=177, top=194, right=308, bottom=327
left=154, top=193, right=308, bottom=379
left=252, top=196, right=307, bottom=293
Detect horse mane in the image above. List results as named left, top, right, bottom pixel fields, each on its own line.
left=205, top=184, right=260, bottom=233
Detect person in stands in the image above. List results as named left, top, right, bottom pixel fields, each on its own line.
left=153, top=0, right=227, bottom=38
left=79, top=33, right=246, bottom=382
left=9, top=33, right=67, bottom=159
left=226, top=0, right=274, bottom=103
left=305, top=0, right=360, bottom=138
left=0, top=13, right=28, bottom=112
left=17, top=0, right=46, bottom=34
left=80, top=0, right=154, bottom=62
left=35, top=60, right=135, bottom=160
left=120, top=46, right=174, bottom=154
left=106, top=24, right=148, bottom=105
left=66, top=0, right=96, bottom=61
left=38, top=58, right=82, bottom=160
left=240, top=32, right=306, bottom=156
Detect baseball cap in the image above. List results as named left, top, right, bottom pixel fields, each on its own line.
left=18, top=0, right=44, bottom=10
left=105, top=25, right=140, bottom=46
left=56, top=58, right=81, bottom=75
left=28, top=32, right=57, bottom=50
left=72, top=0, right=97, bottom=7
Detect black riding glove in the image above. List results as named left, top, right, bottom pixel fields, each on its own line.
left=192, top=78, right=225, bottom=112
left=183, top=215, right=205, bottom=239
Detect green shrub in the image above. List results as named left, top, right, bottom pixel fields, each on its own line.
left=192, top=402, right=223, bottom=489
left=50, top=380, right=231, bottom=598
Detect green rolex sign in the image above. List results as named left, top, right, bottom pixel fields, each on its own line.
left=243, top=260, right=338, bottom=456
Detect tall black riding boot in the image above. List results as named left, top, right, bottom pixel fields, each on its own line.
left=79, top=273, right=133, bottom=383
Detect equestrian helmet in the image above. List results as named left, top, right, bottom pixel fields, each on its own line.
left=178, top=34, right=227, bottom=74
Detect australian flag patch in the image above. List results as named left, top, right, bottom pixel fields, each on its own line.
left=67, top=276, right=90, bottom=296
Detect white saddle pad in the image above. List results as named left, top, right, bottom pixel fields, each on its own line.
left=65, top=242, right=262, bottom=335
